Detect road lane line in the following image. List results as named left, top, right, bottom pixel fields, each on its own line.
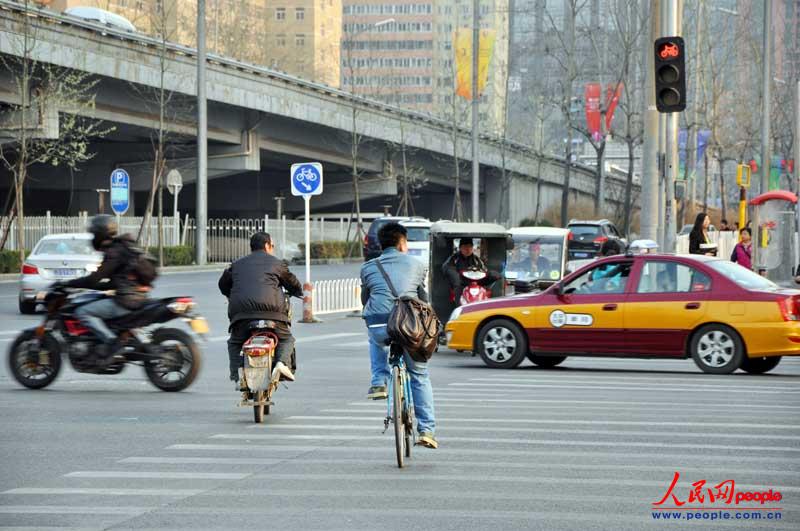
left=446, top=383, right=800, bottom=394
left=244, top=473, right=800, bottom=493
left=208, top=433, right=800, bottom=452
left=165, top=444, right=800, bottom=463
left=207, top=332, right=362, bottom=343
left=287, top=415, right=800, bottom=430
left=247, top=423, right=800, bottom=440
left=465, top=377, right=800, bottom=391
left=63, top=471, right=249, bottom=479
left=119, top=457, right=282, bottom=465
left=348, top=399, right=800, bottom=409
left=2, top=488, right=203, bottom=496
left=0, top=506, right=149, bottom=515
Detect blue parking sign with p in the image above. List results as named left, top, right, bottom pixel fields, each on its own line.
left=110, top=168, right=130, bottom=215
left=290, top=162, right=323, bottom=197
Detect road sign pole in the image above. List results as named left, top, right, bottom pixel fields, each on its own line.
left=301, top=195, right=318, bottom=323
left=304, top=195, right=311, bottom=286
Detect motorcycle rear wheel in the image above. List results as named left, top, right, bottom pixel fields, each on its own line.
left=145, top=328, right=201, bottom=392
left=7, top=331, right=62, bottom=389
left=253, top=390, right=266, bottom=423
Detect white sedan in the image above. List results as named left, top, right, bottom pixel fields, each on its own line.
left=19, top=233, right=102, bottom=314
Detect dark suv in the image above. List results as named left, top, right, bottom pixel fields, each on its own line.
left=566, top=219, right=626, bottom=259
left=363, top=216, right=430, bottom=260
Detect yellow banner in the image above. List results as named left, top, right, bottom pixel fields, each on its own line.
left=454, top=28, right=496, bottom=100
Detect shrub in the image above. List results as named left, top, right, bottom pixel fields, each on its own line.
left=148, top=246, right=195, bottom=266
left=298, top=241, right=350, bottom=260
left=518, top=217, right=553, bottom=228
left=0, top=250, right=28, bottom=274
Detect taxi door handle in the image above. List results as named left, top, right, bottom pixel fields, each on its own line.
left=602, top=303, right=618, bottom=311
left=685, top=302, right=701, bottom=310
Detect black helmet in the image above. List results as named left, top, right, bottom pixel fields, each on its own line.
left=88, top=214, right=118, bottom=250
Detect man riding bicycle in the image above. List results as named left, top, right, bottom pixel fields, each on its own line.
left=360, top=222, right=437, bottom=449
left=218, top=232, right=303, bottom=386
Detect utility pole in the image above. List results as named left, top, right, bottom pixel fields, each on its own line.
left=471, top=0, right=480, bottom=222
left=640, top=0, right=661, bottom=242
left=760, top=0, right=772, bottom=194
left=196, top=0, right=208, bottom=265
left=686, top=0, right=704, bottom=219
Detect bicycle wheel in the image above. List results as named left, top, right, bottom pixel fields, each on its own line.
left=403, top=372, right=413, bottom=458
left=392, top=366, right=405, bottom=468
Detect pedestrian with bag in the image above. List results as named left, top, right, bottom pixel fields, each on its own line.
left=731, top=228, right=753, bottom=270
left=360, top=222, right=439, bottom=449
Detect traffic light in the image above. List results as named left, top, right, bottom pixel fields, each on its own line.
left=654, top=36, right=686, bottom=112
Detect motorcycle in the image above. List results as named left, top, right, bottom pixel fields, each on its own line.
left=452, top=268, right=493, bottom=305
left=7, top=288, right=207, bottom=392
left=236, top=295, right=297, bottom=424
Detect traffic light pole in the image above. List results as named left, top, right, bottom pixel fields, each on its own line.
left=661, top=0, right=682, bottom=253
left=640, top=0, right=661, bottom=243
left=471, top=0, right=480, bottom=222
left=760, top=1, right=772, bottom=194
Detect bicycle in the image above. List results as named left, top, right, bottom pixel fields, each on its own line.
left=383, top=342, right=415, bottom=468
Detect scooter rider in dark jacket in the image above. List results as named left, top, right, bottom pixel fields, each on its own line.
left=59, top=215, right=152, bottom=365
left=218, top=232, right=303, bottom=386
left=442, top=238, right=501, bottom=302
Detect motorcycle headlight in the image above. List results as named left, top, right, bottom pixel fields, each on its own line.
left=449, top=306, right=462, bottom=322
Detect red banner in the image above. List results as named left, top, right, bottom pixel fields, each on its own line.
left=605, top=83, right=623, bottom=131
left=584, top=83, right=601, bottom=142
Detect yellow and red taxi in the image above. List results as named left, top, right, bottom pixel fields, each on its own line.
left=445, top=253, right=800, bottom=374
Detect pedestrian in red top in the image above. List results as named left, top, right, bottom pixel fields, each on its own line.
left=731, top=228, right=753, bottom=270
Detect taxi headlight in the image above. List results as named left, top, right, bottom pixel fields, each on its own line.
left=449, top=306, right=462, bottom=322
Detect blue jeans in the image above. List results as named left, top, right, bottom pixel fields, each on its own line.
left=367, top=324, right=436, bottom=434
left=74, top=298, right=129, bottom=343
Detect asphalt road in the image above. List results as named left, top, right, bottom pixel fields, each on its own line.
left=1, top=267, right=798, bottom=530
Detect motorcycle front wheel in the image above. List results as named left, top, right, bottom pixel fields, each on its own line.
left=145, top=328, right=202, bottom=392
left=7, top=330, right=62, bottom=389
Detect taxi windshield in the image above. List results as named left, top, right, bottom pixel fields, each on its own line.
left=506, top=237, right=564, bottom=280
left=708, top=261, right=777, bottom=290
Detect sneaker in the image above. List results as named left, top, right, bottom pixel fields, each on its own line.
left=366, top=385, right=388, bottom=400
left=271, top=361, right=295, bottom=382
left=417, top=432, right=438, bottom=449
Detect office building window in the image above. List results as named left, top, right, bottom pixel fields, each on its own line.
left=296, top=8, right=305, bottom=20
left=276, top=34, right=286, bottom=47
left=276, top=7, right=285, bottom=20
left=296, top=34, right=305, bottom=47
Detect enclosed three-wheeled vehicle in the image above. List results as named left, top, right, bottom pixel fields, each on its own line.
left=429, top=222, right=512, bottom=328
left=505, top=227, right=569, bottom=294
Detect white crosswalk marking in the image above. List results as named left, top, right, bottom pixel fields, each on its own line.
left=4, top=367, right=798, bottom=530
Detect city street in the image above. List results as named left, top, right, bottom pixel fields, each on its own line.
left=1, top=268, right=799, bottom=530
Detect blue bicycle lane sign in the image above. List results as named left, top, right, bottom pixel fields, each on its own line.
left=290, top=162, right=323, bottom=197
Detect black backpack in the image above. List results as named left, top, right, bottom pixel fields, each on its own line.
left=375, top=260, right=440, bottom=362
left=125, top=244, right=159, bottom=287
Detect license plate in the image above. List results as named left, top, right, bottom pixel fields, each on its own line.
left=53, top=268, right=79, bottom=277
left=190, top=318, right=209, bottom=334
left=574, top=253, right=589, bottom=258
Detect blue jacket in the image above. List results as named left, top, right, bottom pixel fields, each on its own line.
left=360, top=247, right=428, bottom=325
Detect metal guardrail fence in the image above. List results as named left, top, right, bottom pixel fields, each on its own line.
left=312, top=278, right=361, bottom=315
left=1, top=213, right=181, bottom=251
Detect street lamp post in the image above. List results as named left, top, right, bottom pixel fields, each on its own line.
left=761, top=0, right=772, bottom=194
left=196, top=0, right=207, bottom=265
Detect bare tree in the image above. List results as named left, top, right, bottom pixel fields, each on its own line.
left=0, top=0, right=111, bottom=258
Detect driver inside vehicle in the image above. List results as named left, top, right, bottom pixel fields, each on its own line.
left=569, top=263, right=632, bottom=295
left=509, top=242, right=553, bottom=278
left=442, top=238, right=501, bottom=302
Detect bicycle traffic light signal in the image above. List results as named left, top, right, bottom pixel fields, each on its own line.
left=654, top=36, right=686, bottom=113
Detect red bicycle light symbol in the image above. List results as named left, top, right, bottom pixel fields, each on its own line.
left=659, top=43, right=679, bottom=59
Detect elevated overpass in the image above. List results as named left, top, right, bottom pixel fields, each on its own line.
left=0, top=0, right=638, bottom=223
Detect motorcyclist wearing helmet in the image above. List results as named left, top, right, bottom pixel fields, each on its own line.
left=58, top=215, right=150, bottom=364
left=441, top=238, right=501, bottom=303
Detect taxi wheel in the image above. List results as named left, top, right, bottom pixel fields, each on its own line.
left=740, top=356, right=781, bottom=374
left=526, top=353, right=567, bottom=368
left=690, top=324, right=744, bottom=374
left=476, top=319, right=527, bottom=369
